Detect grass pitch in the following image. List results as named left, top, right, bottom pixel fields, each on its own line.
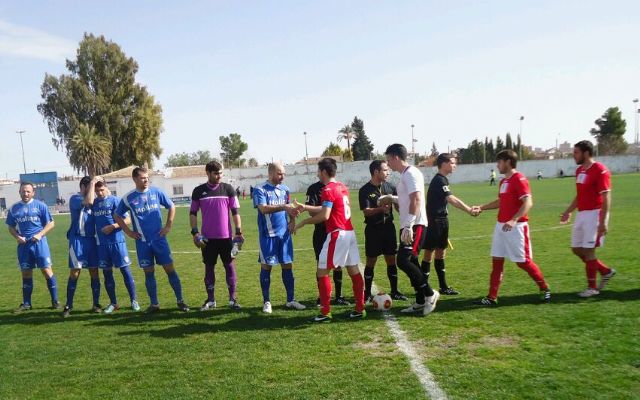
left=0, top=174, right=638, bottom=399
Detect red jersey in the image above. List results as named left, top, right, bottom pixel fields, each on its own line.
left=497, top=171, right=531, bottom=223
left=575, top=162, right=611, bottom=211
left=320, top=181, right=354, bottom=232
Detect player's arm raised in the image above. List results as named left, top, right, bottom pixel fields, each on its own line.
left=560, top=196, right=578, bottom=224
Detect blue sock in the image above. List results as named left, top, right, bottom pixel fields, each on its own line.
left=167, top=271, right=183, bottom=302
left=103, top=269, right=117, bottom=305
left=22, top=277, right=33, bottom=306
left=46, top=275, right=58, bottom=304
left=90, top=277, right=101, bottom=306
left=119, top=266, right=137, bottom=302
left=144, top=271, right=159, bottom=305
left=282, top=269, right=295, bottom=302
left=260, top=269, right=271, bottom=302
left=66, top=277, right=78, bottom=309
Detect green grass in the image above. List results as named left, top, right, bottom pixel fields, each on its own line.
left=1, top=174, right=638, bottom=399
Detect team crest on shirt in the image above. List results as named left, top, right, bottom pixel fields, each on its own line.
left=576, top=173, right=587, bottom=184
left=150, top=194, right=157, bottom=200
left=499, top=182, right=509, bottom=193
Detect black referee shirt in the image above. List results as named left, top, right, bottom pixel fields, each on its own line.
left=358, top=181, right=396, bottom=225
left=426, top=173, right=451, bottom=220
left=305, top=181, right=326, bottom=232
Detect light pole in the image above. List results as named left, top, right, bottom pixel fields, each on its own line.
left=16, top=130, right=27, bottom=174
left=303, top=131, right=309, bottom=175
left=411, top=124, right=416, bottom=155
left=633, top=98, right=639, bottom=145
left=518, top=116, right=524, bottom=160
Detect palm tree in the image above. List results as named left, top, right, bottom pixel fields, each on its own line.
left=69, top=123, right=112, bottom=176
left=337, top=125, right=356, bottom=156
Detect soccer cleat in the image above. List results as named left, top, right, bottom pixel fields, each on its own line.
left=440, top=287, right=460, bottom=296
left=578, top=288, right=600, bottom=298
left=540, top=289, right=551, bottom=303
left=423, top=291, right=440, bottom=316
left=131, top=300, right=141, bottom=312
left=400, top=303, right=425, bottom=313
left=262, top=301, right=273, bottom=314
left=200, top=300, right=217, bottom=311
left=62, top=305, right=71, bottom=318
left=14, top=303, right=32, bottom=313
left=334, top=296, right=351, bottom=306
left=390, top=291, right=409, bottom=301
left=312, top=313, right=332, bottom=323
left=91, top=304, right=103, bottom=313
left=473, top=297, right=498, bottom=306
left=51, top=301, right=61, bottom=309
left=598, top=268, right=616, bottom=290
left=229, top=300, right=242, bottom=310
left=285, top=300, right=306, bottom=310
left=103, top=304, right=120, bottom=314
left=145, top=304, right=161, bottom=314
left=349, top=309, right=367, bottom=319
left=177, top=301, right=190, bottom=312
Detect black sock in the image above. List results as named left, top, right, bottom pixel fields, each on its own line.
left=434, top=259, right=448, bottom=289
left=386, top=265, right=398, bottom=293
left=364, top=266, right=374, bottom=298
left=420, top=260, right=431, bottom=285
left=333, top=269, right=343, bottom=298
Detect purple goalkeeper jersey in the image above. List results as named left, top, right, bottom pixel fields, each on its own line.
left=190, top=182, right=239, bottom=239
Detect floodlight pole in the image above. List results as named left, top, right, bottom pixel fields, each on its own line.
left=16, top=130, right=27, bottom=174
left=519, top=116, right=524, bottom=160
left=303, top=131, right=309, bottom=175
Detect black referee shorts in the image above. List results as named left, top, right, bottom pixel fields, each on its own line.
left=312, top=228, right=326, bottom=261
left=365, top=222, right=397, bottom=258
left=423, top=218, right=449, bottom=251
left=201, top=238, right=233, bottom=265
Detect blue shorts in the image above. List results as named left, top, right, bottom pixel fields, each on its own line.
left=68, top=236, right=98, bottom=269
left=98, top=242, right=132, bottom=269
left=135, top=237, right=173, bottom=268
left=17, top=238, right=52, bottom=270
left=258, top=233, right=294, bottom=265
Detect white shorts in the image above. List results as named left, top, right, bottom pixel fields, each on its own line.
left=318, top=230, right=360, bottom=270
left=490, top=222, right=532, bottom=263
left=572, top=209, right=606, bottom=248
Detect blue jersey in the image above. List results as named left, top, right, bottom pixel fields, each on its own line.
left=68, top=193, right=96, bottom=238
left=253, top=181, right=290, bottom=237
left=93, top=195, right=127, bottom=245
left=115, top=187, right=174, bottom=243
left=5, top=199, right=53, bottom=240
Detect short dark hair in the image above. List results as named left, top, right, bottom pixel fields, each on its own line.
left=79, top=176, right=92, bottom=189
left=496, top=149, right=518, bottom=168
left=369, top=160, right=386, bottom=176
left=19, top=181, right=34, bottom=190
left=132, top=166, right=148, bottom=178
left=206, top=160, right=223, bottom=173
left=95, top=180, right=106, bottom=189
left=385, top=143, right=407, bottom=161
left=436, top=153, right=453, bottom=169
left=574, top=140, right=594, bottom=156
left=318, top=157, right=337, bottom=177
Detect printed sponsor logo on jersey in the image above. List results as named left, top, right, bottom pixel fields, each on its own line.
left=135, top=203, right=160, bottom=214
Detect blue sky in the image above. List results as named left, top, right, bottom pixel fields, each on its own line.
left=1, top=0, right=639, bottom=179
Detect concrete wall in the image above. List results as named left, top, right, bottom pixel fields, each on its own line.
left=2, top=155, right=638, bottom=214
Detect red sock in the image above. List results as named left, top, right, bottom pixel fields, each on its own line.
left=585, top=260, right=598, bottom=289
left=488, top=258, right=504, bottom=300
left=318, top=275, right=332, bottom=315
left=350, top=272, right=365, bottom=312
left=594, top=259, right=611, bottom=275
left=516, top=260, right=548, bottom=290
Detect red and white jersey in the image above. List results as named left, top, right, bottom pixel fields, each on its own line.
left=575, top=162, right=611, bottom=211
left=498, top=171, right=531, bottom=223
left=321, top=181, right=354, bottom=232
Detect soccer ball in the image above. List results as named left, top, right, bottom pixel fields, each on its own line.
left=372, top=292, right=392, bottom=311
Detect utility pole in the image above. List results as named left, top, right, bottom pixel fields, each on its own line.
left=16, top=130, right=27, bottom=174
left=303, top=131, right=309, bottom=175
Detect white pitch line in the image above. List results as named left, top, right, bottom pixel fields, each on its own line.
left=371, top=282, right=447, bottom=400
left=137, top=224, right=571, bottom=255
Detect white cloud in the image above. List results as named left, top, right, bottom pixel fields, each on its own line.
left=0, top=19, right=75, bottom=62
